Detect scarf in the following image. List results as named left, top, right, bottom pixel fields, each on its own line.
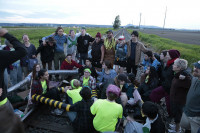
left=104, top=38, right=115, bottom=50
left=166, top=58, right=177, bottom=67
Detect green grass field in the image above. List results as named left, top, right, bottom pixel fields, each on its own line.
left=127, top=29, right=200, bottom=67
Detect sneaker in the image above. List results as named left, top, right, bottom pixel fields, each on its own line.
left=168, top=129, right=176, bottom=133
left=169, top=123, right=176, bottom=130
left=54, top=108, right=63, bottom=116
left=168, top=127, right=182, bottom=133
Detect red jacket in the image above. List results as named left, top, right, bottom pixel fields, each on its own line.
left=61, top=59, right=82, bottom=70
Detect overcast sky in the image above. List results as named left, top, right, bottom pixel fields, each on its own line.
left=0, top=0, right=199, bottom=29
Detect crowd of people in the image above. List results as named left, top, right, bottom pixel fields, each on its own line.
left=0, top=27, right=200, bottom=133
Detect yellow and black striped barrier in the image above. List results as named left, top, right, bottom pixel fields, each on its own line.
left=31, top=94, right=71, bottom=111
left=91, top=89, right=98, bottom=98
left=57, top=87, right=66, bottom=93
left=58, top=87, right=98, bottom=98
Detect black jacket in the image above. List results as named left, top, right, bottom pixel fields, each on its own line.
left=77, top=35, right=94, bottom=53
left=36, top=41, right=55, bottom=62
left=138, top=78, right=159, bottom=101
left=0, top=33, right=27, bottom=101
left=150, top=115, right=165, bottom=133
left=161, top=64, right=174, bottom=94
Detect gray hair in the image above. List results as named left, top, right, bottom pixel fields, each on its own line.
left=174, top=58, right=188, bottom=70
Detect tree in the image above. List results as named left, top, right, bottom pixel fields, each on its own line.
left=113, top=15, right=121, bottom=29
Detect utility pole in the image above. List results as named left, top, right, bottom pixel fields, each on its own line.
left=163, top=6, right=167, bottom=32
left=139, top=13, right=142, bottom=30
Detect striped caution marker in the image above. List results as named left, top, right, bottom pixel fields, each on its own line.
left=31, top=94, right=71, bottom=111
left=57, top=87, right=65, bottom=93
left=91, top=89, right=98, bottom=98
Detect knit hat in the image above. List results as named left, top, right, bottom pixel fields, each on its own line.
left=95, top=32, right=101, bottom=38
left=168, top=49, right=180, bottom=59
left=106, top=84, right=121, bottom=97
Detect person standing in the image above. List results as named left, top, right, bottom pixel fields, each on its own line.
left=104, top=30, right=116, bottom=66
left=91, top=32, right=105, bottom=69
left=169, top=58, right=191, bottom=132
left=180, top=60, right=200, bottom=133
left=37, top=37, right=56, bottom=70
left=42, top=27, right=67, bottom=70
left=0, top=28, right=27, bottom=133
left=65, top=30, right=80, bottom=61
left=77, top=27, right=94, bottom=65
left=127, top=31, right=148, bottom=75
left=21, top=34, right=37, bottom=77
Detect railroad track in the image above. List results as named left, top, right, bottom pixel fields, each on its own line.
left=21, top=29, right=128, bottom=133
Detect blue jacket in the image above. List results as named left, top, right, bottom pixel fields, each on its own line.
left=42, top=34, right=67, bottom=53
left=97, top=69, right=117, bottom=82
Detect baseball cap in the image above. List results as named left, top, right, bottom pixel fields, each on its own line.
left=193, top=61, right=200, bottom=69
left=118, top=35, right=125, bottom=40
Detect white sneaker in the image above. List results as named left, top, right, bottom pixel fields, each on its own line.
left=168, top=129, right=176, bottom=133
left=169, top=123, right=176, bottom=130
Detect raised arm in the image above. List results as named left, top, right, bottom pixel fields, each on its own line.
left=0, top=28, right=27, bottom=68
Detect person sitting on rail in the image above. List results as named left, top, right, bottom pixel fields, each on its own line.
left=64, top=79, right=83, bottom=123
left=0, top=28, right=27, bottom=133
left=24, top=63, right=42, bottom=114
left=80, top=68, right=97, bottom=98
left=36, top=37, right=56, bottom=70
left=78, top=58, right=98, bottom=79
left=31, top=69, right=62, bottom=115
left=96, top=60, right=117, bottom=84
left=69, top=86, right=95, bottom=133
left=90, top=84, right=123, bottom=132
left=137, top=66, right=159, bottom=102
left=60, top=54, right=82, bottom=70
left=61, top=54, right=83, bottom=81
left=114, top=35, right=128, bottom=74
left=65, top=79, right=82, bottom=105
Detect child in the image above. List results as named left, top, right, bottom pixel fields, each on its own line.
left=90, top=84, right=123, bottom=132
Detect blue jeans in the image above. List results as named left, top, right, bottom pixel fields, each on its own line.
left=10, top=66, right=23, bottom=86
left=67, top=112, right=77, bottom=122
left=79, top=52, right=88, bottom=65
